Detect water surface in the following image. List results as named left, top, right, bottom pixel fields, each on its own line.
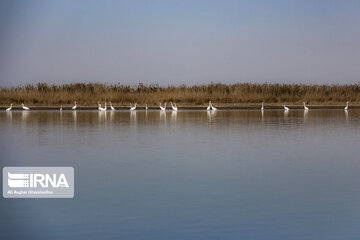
left=1, top=109, right=360, bottom=239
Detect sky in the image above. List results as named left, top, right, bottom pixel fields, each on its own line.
left=0, top=0, right=360, bottom=87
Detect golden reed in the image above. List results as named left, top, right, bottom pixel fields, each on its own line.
left=1, top=82, right=359, bottom=106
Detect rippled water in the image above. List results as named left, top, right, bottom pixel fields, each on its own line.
left=1, top=109, right=360, bottom=239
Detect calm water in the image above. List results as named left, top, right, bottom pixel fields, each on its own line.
left=1, top=109, right=360, bottom=239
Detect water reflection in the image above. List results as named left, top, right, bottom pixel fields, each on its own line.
left=59, top=110, right=63, bottom=123
left=98, top=110, right=107, bottom=122
left=345, top=109, right=349, bottom=121
left=21, top=110, right=29, bottom=121
left=110, top=110, right=114, bottom=121
left=6, top=111, right=12, bottom=122
left=284, top=109, right=289, bottom=118
left=160, top=110, right=166, bottom=122
left=207, top=110, right=217, bottom=122
left=4, top=109, right=359, bottom=126
left=171, top=111, right=177, bottom=123
left=72, top=110, right=77, bottom=122
left=304, top=109, right=309, bottom=121
left=130, top=111, right=137, bottom=123
left=1, top=110, right=360, bottom=239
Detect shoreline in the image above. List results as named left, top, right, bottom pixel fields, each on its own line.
left=1, top=104, right=358, bottom=110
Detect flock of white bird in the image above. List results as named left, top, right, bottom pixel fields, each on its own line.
left=282, top=101, right=349, bottom=111
left=282, top=102, right=309, bottom=111
left=4, top=101, right=351, bottom=112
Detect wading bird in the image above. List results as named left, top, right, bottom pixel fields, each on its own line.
left=110, top=102, right=115, bottom=111
left=345, top=101, right=349, bottom=110
left=160, top=103, right=166, bottom=111
left=210, top=101, right=217, bottom=110
left=170, top=101, right=178, bottom=111
left=60, top=105, right=62, bottom=111
left=98, top=103, right=106, bottom=111
left=284, top=105, right=289, bottom=111
left=145, top=104, right=148, bottom=110
left=72, top=101, right=77, bottom=110
left=207, top=101, right=211, bottom=111
left=261, top=102, right=264, bottom=111
left=303, top=102, right=309, bottom=110
left=130, top=103, right=137, bottom=111
left=6, top=104, right=12, bottom=111
left=21, top=103, right=29, bottom=110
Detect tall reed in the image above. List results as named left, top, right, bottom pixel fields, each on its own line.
left=0, top=82, right=359, bottom=105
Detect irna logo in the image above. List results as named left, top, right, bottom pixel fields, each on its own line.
left=3, top=167, right=74, bottom=198
left=8, top=172, right=69, bottom=188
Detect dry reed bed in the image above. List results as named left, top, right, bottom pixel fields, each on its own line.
left=1, top=83, right=359, bottom=106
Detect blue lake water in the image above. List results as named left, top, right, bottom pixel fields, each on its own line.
left=1, top=109, right=360, bottom=239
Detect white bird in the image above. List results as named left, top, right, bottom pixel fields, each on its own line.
left=303, top=102, right=309, bottom=110
left=60, top=105, right=63, bottom=111
left=110, top=102, right=115, bottom=111
left=210, top=101, right=217, bottom=110
left=170, top=101, right=178, bottom=111
left=6, top=104, right=12, bottom=111
left=261, top=102, right=264, bottom=111
left=104, top=102, right=107, bottom=111
left=72, top=101, right=77, bottom=110
left=130, top=103, right=137, bottom=111
left=21, top=103, right=29, bottom=110
left=206, top=101, right=211, bottom=111
left=345, top=101, right=349, bottom=110
left=145, top=104, right=148, bottom=110
left=284, top=105, right=289, bottom=111
left=98, top=103, right=106, bottom=111
left=160, top=102, right=166, bottom=111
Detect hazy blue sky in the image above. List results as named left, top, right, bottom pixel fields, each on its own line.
left=0, top=0, right=360, bottom=87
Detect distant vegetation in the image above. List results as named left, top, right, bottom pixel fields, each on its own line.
left=0, top=82, right=359, bottom=106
